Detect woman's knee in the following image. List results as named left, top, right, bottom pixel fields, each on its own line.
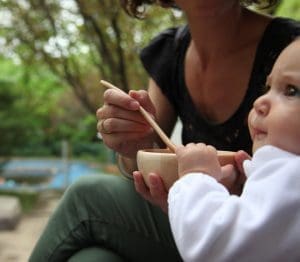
left=66, top=174, right=117, bottom=199
left=69, top=247, right=124, bottom=262
left=62, top=174, right=133, bottom=210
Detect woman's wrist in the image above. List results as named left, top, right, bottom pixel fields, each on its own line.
left=116, top=153, right=137, bottom=179
left=116, top=141, right=161, bottom=179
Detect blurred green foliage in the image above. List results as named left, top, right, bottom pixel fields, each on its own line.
left=0, top=57, right=103, bottom=157
left=276, top=1, right=300, bottom=20
left=0, top=1, right=184, bottom=158
left=0, top=0, right=298, bottom=159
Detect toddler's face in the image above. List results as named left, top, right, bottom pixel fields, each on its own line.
left=248, top=40, right=300, bottom=154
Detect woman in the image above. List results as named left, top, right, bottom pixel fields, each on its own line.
left=30, top=0, right=300, bottom=261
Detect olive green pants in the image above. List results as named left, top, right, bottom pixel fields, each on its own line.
left=29, top=174, right=182, bottom=261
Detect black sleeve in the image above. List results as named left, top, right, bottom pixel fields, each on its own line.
left=139, top=27, right=180, bottom=93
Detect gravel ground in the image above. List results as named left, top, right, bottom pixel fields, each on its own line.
left=0, top=193, right=60, bottom=262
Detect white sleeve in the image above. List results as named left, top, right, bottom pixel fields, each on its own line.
left=168, top=157, right=300, bottom=262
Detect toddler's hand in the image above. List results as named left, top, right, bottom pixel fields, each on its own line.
left=176, top=143, right=222, bottom=181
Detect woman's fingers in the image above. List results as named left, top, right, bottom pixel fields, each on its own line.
left=133, top=171, right=168, bottom=213
left=97, top=104, right=146, bottom=124
left=97, top=117, right=151, bottom=135
left=133, top=171, right=150, bottom=198
left=129, top=90, right=156, bottom=116
left=235, top=150, right=251, bottom=174
left=97, top=89, right=156, bottom=138
left=104, top=89, right=140, bottom=110
left=96, top=87, right=158, bottom=157
left=220, top=164, right=237, bottom=189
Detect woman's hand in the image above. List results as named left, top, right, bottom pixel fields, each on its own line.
left=133, top=171, right=168, bottom=213
left=207, top=150, right=250, bottom=195
left=132, top=149, right=250, bottom=212
left=96, top=89, right=157, bottom=158
left=222, top=150, right=249, bottom=195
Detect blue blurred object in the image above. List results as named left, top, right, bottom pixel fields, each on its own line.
left=0, top=159, right=103, bottom=192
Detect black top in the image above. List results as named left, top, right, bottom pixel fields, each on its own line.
left=140, top=17, right=300, bottom=154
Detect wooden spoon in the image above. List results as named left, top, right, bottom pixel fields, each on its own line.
left=100, top=80, right=177, bottom=152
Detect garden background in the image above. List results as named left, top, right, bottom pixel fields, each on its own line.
left=0, top=1, right=299, bottom=261
left=0, top=0, right=299, bottom=159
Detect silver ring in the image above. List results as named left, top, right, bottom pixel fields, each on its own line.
left=100, top=119, right=112, bottom=134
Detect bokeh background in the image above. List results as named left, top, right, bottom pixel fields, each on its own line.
left=0, top=0, right=299, bottom=158
left=0, top=1, right=299, bottom=261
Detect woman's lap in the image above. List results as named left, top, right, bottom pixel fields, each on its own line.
left=68, top=247, right=124, bottom=262
left=29, top=174, right=182, bottom=261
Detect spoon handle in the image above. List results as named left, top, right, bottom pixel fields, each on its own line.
left=100, top=80, right=177, bottom=152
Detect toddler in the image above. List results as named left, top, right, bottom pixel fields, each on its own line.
left=169, top=38, right=300, bottom=262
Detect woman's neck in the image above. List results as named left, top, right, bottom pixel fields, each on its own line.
left=186, top=5, right=254, bottom=68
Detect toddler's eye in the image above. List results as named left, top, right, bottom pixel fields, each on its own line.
left=284, top=85, right=300, bottom=97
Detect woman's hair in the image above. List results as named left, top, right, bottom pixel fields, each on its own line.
left=120, top=0, right=279, bottom=18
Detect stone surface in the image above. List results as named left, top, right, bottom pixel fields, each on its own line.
left=0, top=194, right=59, bottom=262
left=0, top=196, right=22, bottom=230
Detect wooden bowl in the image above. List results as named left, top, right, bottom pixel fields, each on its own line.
left=137, top=148, right=235, bottom=190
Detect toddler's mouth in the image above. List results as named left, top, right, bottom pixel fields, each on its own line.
left=252, top=127, right=267, bottom=140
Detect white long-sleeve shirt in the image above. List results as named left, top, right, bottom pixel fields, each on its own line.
left=168, top=145, right=300, bottom=262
